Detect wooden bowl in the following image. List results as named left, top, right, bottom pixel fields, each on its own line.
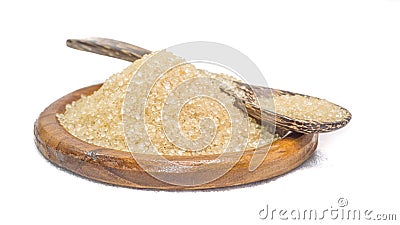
left=34, top=84, right=318, bottom=190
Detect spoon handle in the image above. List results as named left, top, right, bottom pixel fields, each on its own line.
left=67, top=38, right=151, bottom=62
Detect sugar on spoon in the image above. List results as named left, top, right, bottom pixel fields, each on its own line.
left=66, top=37, right=351, bottom=134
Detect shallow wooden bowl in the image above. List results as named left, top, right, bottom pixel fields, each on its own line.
left=34, top=84, right=318, bottom=190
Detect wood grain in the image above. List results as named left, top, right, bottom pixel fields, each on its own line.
left=34, top=84, right=318, bottom=190
left=66, top=38, right=151, bottom=62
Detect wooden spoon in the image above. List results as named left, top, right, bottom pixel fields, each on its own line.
left=67, top=38, right=351, bottom=134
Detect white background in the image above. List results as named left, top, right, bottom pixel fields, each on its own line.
left=1, top=0, right=399, bottom=224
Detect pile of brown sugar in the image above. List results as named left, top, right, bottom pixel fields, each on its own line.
left=57, top=51, right=277, bottom=155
